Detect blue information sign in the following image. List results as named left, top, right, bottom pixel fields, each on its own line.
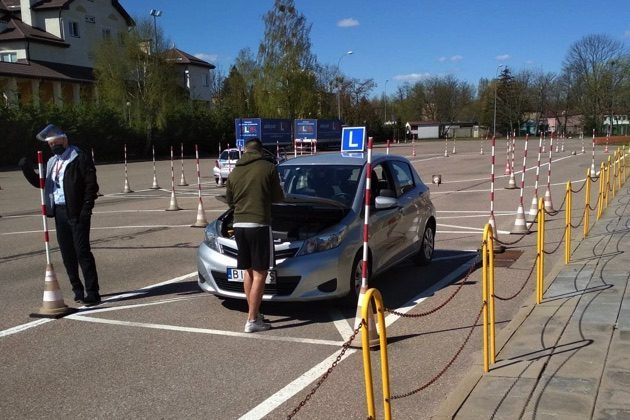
left=236, top=139, right=244, bottom=149
left=341, top=127, right=366, bottom=152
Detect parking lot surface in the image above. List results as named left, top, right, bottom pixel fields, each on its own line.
left=0, top=138, right=605, bottom=418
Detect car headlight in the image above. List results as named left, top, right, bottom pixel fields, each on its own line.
left=296, top=226, right=347, bottom=256
left=203, top=222, right=221, bottom=252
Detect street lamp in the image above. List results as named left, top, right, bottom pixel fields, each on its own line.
left=384, top=79, right=389, bottom=123
left=336, top=50, right=353, bottom=120
left=149, top=9, right=162, bottom=53
left=493, top=64, right=505, bottom=137
left=608, top=60, right=616, bottom=137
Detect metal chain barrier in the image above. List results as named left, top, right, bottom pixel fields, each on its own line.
left=494, top=220, right=536, bottom=246
left=588, top=192, right=601, bottom=211
left=385, top=259, right=477, bottom=318
left=494, top=256, right=537, bottom=301
left=570, top=177, right=588, bottom=194
left=543, top=227, right=567, bottom=255
left=544, top=192, right=567, bottom=216
left=387, top=305, right=484, bottom=401
left=286, top=320, right=365, bottom=420
left=570, top=207, right=586, bottom=229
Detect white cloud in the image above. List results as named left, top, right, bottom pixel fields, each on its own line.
left=450, top=55, right=463, bottom=62
left=438, top=56, right=447, bottom=62
left=194, top=53, right=218, bottom=63
left=393, top=72, right=431, bottom=81
left=625, top=30, right=630, bottom=39
left=496, top=54, right=511, bottom=61
left=337, top=18, right=359, bottom=28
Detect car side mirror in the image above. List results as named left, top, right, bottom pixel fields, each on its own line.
left=375, top=195, right=398, bottom=210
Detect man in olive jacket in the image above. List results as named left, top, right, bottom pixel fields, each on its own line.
left=19, top=124, right=101, bottom=306
left=226, top=138, right=284, bottom=333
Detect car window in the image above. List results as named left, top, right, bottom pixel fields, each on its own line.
left=371, top=164, right=395, bottom=199
left=228, top=150, right=241, bottom=160
left=219, top=151, right=228, bottom=160
left=278, top=165, right=360, bottom=206
left=390, top=161, right=415, bottom=195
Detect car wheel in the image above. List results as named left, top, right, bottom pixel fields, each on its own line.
left=414, top=224, right=435, bottom=266
left=214, top=177, right=219, bottom=184
left=344, top=253, right=369, bottom=305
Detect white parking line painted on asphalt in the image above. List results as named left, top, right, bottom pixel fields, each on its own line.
left=0, top=318, right=54, bottom=338
left=68, top=315, right=345, bottom=347
left=2, top=224, right=194, bottom=236
left=239, top=349, right=357, bottom=420
left=432, top=254, right=478, bottom=262
left=1, top=208, right=226, bottom=220
left=437, top=223, right=510, bottom=235
left=329, top=308, right=355, bottom=340
left=384, top=257, right=478, bottom=327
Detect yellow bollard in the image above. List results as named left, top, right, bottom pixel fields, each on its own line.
left=565, top=181, right=572, bottom=264
left=481, top=224, right=496, bottom=371
left=360, top=288, right=391, bottom=420
left=584, top=168, right=591, bottom=238
left=536, top=198, right=545, bottom=304
left=598, top=162, right=605, bottom=219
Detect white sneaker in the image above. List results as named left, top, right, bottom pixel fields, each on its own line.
left=244, top=318, right=271, bottom=333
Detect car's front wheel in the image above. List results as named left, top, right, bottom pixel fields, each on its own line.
left=414, top=224, right=435, bottom=266
left=344, top=253, right=370, bottom=305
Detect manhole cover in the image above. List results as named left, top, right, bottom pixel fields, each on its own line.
left=493, top=249, right=524, bottom=268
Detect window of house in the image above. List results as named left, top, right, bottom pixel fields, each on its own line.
left=85, top=15, right=96, bottom=24
left=0, top=52, right=17, bottom=63
left=102, top=28, right=111, bottom=39
left=202, top=73, right=209, bottom=87
left=68, top=21, right=80, bottom=37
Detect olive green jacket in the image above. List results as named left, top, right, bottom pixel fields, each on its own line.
left=225, top=151, right=284, bottom=225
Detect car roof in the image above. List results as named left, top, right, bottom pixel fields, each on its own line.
left=279, top=152, right=406, bottom=167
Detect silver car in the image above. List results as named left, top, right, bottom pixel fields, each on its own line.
left=197, top=153, right=436, bottom=302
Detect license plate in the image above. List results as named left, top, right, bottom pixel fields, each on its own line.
left=226, top=268, right=276, bottom=284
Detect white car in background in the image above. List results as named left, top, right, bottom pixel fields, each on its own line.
left=213, top=147, right=286, bottom=184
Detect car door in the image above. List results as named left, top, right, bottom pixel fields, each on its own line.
left=388, top=160, right=425, bottom=259
left=367, top=163, right=403, bottom=270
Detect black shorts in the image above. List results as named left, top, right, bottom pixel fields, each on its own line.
left=234, top=226, right=274, bottom=271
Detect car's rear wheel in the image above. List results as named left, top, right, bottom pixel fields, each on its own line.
left=414, top=224, right=435, bottom=266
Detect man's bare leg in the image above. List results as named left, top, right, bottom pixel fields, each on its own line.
left=247, top=269, right=267, bottom=321
left=243, top=268, right=253, bottom=310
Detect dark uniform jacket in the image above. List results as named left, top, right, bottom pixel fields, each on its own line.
left=22, top=146, right=99, bottom=220
left=225, top=151, right=284, bottom=225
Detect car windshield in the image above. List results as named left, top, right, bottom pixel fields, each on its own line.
left=278, top=164, right=362, bottom=206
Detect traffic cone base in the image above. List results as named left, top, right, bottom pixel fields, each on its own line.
left=510, top=205, right=529, bottom=234
left=505, top=172, right=519, bottom=189
left=348, top=289, right=379, bottom=349
left=178, top=173, right=188, bottom=186
left=544, top=188, right=554, bottom=212
left=166, top=191, right=181, bottom=211
left=30, top=264, right=76, bottom=319
left=123, top=178, right=133, bottom=193
left=191, top=200, right=208, bottom=227
left=150, top=174, right=160, bottom=189
left=528, top=196, right=538, bottom=222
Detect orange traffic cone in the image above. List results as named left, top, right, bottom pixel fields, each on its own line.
left=30, top=264, right=76, bottom=318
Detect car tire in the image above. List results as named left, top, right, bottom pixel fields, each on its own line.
left=214, top=177, right=219, bottom=184
left=343, top=253, right=369, bottom=306
left=414, top=224, right=435, bottom=266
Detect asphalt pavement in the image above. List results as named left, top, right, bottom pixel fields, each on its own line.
left=436, top=156, right=630, bottom=419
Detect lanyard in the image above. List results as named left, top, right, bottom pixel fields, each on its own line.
left=54, top=159, right=64, bottom=185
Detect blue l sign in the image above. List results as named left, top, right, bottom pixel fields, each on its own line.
left=341, top=127, right=366, bottom=152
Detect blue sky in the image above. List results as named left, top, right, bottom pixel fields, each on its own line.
left=121, top=0, right=629, bottom=97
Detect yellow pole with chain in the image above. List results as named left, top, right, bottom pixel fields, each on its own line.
left=584, top=168, right=591, bottom=238
left=482, top=224, right=490, bottom=372
left=360, top=288, right=391, bottom=420
left=598, top=162, right=604, bottom=219
left=488, top=225, right=496, bottom=365
left=537, top=198, right=545, bottom=304
left=565, top=181, right=572, bottom=264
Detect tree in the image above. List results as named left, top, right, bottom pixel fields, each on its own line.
left=255, top=0, right=318, bottom=119
left=562, top=34, right=627, bottom=134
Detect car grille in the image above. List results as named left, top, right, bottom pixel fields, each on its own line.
left=211, top=270, right=301, bottom=296
left=221, top=244, right=299, bottom=262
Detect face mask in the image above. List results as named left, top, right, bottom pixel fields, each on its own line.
left=51, top=145, right=66, bottom=156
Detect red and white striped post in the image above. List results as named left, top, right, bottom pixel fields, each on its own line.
left=31, top=151, right=74, bottom=318
left=544, top=133, right=555, bottom=212
left=511, top=134, right=529, bottom=234
left=166, top=146, right=180, bottom=211
left=605, top=133, right=609, bottom=154
left=480, top=135, right=485, bottom=155
left=444, top=135, right=449, bottom=157
left=351, top=137, right=379, bottom=347
left=179, top=142, right=188, bottom=186
left=504, top=134, right=511, bottom=175
left=386, top=139, right=390, bottom=155
left=506, top=131, right=518, bottom=189
left=191, top=144, right=208, bottom=227
left=412, top=137, right=417, bottom=157
left=217, top=142, right=224, bottom=187
left=452, top=132, right=457, bottom=155
left=590, top=129, right=596, bottom=177
left=150, top=145, right=160, bottom=189
left=529, top=134, right=543, bottom=222
left=561, top=133, right=565, bottom=153
left=581, top=131, right=585, bottom=154
left=122, top=143, right=132, bottom=193
left=489, top=136, right=499, bottom=240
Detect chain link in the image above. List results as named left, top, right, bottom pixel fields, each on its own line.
left=494, top=255, right=537, bottom=301
left=387, top=305, right=484, bottom=401
left=570, top=178, right=588, bottom=194
left=385, top=258, right=478, bottom=318
left=494, top=220, right=536, bottom=245
left=588, top=192, right=601, bottom=211
left=286, top=320, right=365, bottom=419
left=570, top=207, right=586, bottom=229
left=543, top=227, right=567, bottom=255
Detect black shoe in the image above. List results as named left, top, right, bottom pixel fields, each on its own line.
left=73, top=292, right=85, bottom=304
left=83, top=294, right=101, bottom=306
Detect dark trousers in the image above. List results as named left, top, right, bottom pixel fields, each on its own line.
left=54, top=205, right=99, bottom=296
